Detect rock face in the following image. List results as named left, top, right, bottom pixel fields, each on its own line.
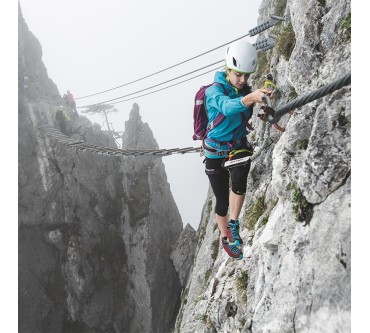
left=18, top=5, right=184, bottom=333
left=174, top=0, right=351, bottom=332
left=171, top=224, right=197, bottom=287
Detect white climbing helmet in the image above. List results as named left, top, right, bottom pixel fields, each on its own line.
left=225, top=40, right=258, bottom=74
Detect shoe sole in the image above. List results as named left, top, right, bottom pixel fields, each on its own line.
left=221, top=237, right=243, bottom=259
left=222, top=244, right=243, bottom=259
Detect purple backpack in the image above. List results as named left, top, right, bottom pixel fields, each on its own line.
left=192, top=83, right=228, bottom=140
left=192, top=83, right=253, bottom=141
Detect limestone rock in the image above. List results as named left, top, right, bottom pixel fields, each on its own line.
left=175, top=0, right=351, bottom=332
left=171, top=223, right=197, bottom=287
left=18, top=6, right=184, bottom=333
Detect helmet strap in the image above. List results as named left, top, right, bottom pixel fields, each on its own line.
left=226, top=73, right=240, bottom=94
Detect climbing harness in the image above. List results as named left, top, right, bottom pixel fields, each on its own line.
left=223, top=155, right=252, bottom=169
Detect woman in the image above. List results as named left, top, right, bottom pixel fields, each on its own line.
left=203, top=40, right=270, bottom=259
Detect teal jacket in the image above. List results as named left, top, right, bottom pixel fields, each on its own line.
left=204, top=71, right=252, bottom=158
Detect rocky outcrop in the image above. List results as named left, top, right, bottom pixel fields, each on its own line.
left=171, top=224, right=197, bottom=287
left=175, top=0, right=351, bottom=332
left=120, top=105, right=183, bottom=333
left=18, top=5, right=184, bottom=333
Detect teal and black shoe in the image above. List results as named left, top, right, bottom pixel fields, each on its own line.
left=227, top=219, right=243, bottom=246
left=221, top=236, right=243, bottom=260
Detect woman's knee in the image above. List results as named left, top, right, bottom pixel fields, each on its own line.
left=215, top=200, right=229, bottom=216
left=230, top=164, right=250, bottom=194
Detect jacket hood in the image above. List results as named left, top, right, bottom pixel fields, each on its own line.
left=214, top=71, right=229, bottom=86
left=213, top=71, right=251, bottom=95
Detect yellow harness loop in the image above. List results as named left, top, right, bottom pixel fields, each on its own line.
left=227, top=148, right=250, bottom=160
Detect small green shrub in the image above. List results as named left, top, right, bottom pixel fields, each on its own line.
left=198, top=225, right=206, bottom=243
left=245, top=195, right=265, bottom=231
left=297, top=139, right=309, bottom=150
left=195, top=268, right=214, bottom=304
left=211, top=239, right=219, bottom=260
left=196, top=313, right=208, bottom=323
left=174, top=288, right=189, bottom=333
left=276, top=23, right=296, bottom=60
left=290, top=182, right=314, bottom=224
left=196, top=314, right=216, bottom=330
left=289, top=87, right=298, bottom=99
left=182, top=288, right=189, bottom=305
left=204, top=268, right=212, bottom=283
left=198, top=199, right=213, bottom=242
left=236, top=271, right=249, bottom=290
left=260, top=216, right=269, bottom=227
left=317, top=0, right=326, bottom=7
left=254, top=51, right=270, bottom=87
left=236, top=271, right=249, bottom=302
left=341, top=12, right=351, bottom=41
left=247, top=233, right=254, bottom=247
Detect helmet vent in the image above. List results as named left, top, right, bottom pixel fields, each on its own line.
left=232, top=57, right=237, bottom=67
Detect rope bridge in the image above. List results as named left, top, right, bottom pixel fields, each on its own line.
left=41, top=124, right=201, bottom=157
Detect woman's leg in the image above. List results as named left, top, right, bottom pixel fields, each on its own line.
left=229, top=163, right=251, bottom=220
left=215, top=214, right=228, bottom=237
left=229, top=191, right=246, bottom=221
left=205, top=158, right=230, bottom=237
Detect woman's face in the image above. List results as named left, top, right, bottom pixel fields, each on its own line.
left=227, top=70, right=250, bottom=89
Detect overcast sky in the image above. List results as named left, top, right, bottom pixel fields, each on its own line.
left=18, top=0, right=263, bottom=230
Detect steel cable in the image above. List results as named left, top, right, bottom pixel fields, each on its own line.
left=269, top=72, right=351, bottom=124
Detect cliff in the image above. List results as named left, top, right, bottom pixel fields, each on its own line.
left=175, top=0, right=351, bottom=332
left=18, top=5, right=186, bottom=333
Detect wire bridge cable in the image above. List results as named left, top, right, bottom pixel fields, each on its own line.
left=77, top=37, right=276, bottom=109
left=108, top=65, right=225, bottom=106
left=77, top=61, right=224, bottom=109
left=78, top=65, right=224, bottom=108
left=75, top=15, right=284, bottom=100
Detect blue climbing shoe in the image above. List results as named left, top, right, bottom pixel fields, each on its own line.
left=227, top=219, right=243, bottom=246
left=221, top=236, right=243, bottom=260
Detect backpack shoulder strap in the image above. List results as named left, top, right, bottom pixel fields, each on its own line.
left=205, top=83, right=229, bottom=135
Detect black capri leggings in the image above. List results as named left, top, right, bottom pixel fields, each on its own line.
left=205, top=157, right=251, bottom=217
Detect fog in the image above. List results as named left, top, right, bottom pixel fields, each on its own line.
left=19, top=0, right=262, bottom=230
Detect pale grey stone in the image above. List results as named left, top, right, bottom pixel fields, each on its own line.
left=175, top=0, right=351, bottom=332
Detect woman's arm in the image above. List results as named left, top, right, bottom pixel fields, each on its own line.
left=241, top=88, right=271, bottom=107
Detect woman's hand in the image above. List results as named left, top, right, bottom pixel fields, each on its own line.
left=241, top=88, right=271, bottom=107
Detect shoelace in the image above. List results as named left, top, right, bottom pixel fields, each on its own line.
left=229, top=221, right=241, bottom=240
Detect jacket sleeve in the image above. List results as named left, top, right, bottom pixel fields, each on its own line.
left=206, top=86, right=251, bottom=117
